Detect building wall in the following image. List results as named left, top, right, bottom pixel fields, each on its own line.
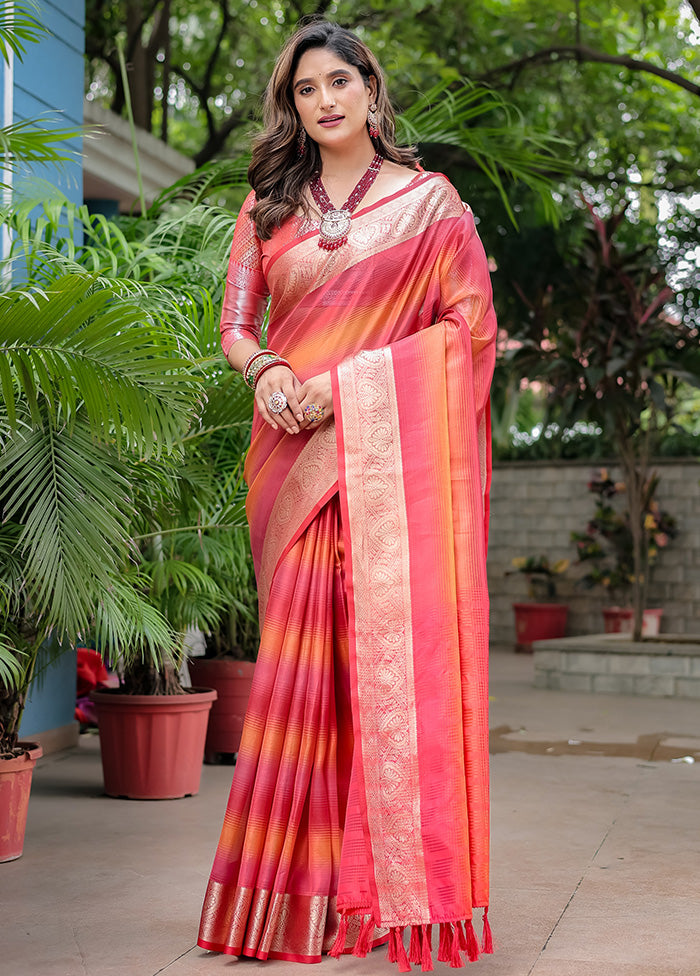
left=9, top=1, right=85, bottom=743
left=3, top=0, right=84, bottom=217
left=488, top=459, right=700, bottom=646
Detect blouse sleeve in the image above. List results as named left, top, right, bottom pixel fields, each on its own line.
left=220, top=190, right=270, bottom=357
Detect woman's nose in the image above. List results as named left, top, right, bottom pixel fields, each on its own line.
left=319, top=86, right=336, bottom=109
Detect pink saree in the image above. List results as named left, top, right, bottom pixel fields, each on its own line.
left=198, top=172, right=497, bottom=970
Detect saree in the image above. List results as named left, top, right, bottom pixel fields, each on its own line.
left=198, top=172, right=497, bottom=970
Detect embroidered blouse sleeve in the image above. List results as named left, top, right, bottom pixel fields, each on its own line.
left=220, top=190, right=269, bottom=357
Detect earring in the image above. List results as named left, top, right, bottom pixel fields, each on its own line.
left=297, top=127, right=307, bottom=157
left=367, top=103, right=379, bottom=139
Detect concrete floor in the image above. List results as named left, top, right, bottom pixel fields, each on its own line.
left=6, top=646, right=700, bottom=976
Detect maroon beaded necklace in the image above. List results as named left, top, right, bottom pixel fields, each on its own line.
left=309, top=153, right=383, bottom=251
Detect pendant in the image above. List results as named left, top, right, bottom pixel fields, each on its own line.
left=319, top=209, right=352, bottom=250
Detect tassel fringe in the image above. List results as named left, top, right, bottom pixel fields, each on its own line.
left=393, top=927, right=412, bottom=973
left=409, top=924, right=422, bottom=964
left=481, top=907, right=494, bottom=954
left=328, top=913, right=349, bottom=959
left=334, top=912, right=494, bottom=971
left=421, top=925, right=434, bottom=971
left=464, top=920, right=480, bottom=962
left=352, top=915, right=375, bottom=958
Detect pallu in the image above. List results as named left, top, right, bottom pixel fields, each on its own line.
left=198, top=172, right=497, bottom=970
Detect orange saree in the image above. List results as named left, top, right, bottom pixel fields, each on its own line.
left=198, top=172, right=497, bottom=970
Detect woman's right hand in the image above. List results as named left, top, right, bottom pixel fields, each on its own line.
left=255, top=364, right=305, bottom=434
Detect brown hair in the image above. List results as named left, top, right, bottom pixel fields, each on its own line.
left=248, top=20, right=420, bottom=240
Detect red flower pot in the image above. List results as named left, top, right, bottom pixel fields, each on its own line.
left=513, top=602, right=569, bottom=653
left=602, top=607, right=663, bottom=636
left=90, top=688, right=216, bottom=799
left=187, top=658, right=255, bottom=762
left=0, top=742, right=42, bottom=862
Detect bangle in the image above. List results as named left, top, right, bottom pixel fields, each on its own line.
left=243, top=350, right=281, bottom=389
left=253, top=358, right=292, bottom=387
left=242, top=349, right=272, bottom=380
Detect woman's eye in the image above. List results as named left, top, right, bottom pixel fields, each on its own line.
left=333, top=78, right=347, bottom=87
left=299, top=86, right=313, bottom=96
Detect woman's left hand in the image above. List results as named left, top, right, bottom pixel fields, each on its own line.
left=297, top=371, right=334, bottom=430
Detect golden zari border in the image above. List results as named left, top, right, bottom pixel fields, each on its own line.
left=337, top=347, right=431, bottom=926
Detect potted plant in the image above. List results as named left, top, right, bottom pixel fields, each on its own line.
left=188, top=525, right=260, bottom=763
left=571, top=468, right=676, bottom=635
left=507, top=555, right=570, bottom=652
left=509, top=198, right=700, bottom=640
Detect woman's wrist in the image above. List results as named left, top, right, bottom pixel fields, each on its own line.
left=253, top=357, right=292, bottom=388
left=242, top=349, right=291, bottom=389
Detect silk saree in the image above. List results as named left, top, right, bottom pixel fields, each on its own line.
left=198, top=172, right=497, bottom=970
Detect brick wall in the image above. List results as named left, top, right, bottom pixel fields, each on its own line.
left=487, top=459, right=700, bottom=645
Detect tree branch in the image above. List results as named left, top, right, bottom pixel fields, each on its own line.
left=480, top=45, right=700, bottom=98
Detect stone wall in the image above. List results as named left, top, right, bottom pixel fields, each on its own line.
left=487, top=459, right=700, bottom=646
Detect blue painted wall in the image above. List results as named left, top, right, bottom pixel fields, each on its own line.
left=20, top=646, right=78, bottom=738
left=6, top=0, right=84, bottom=208
left=9, top=1, right=85, bottom=738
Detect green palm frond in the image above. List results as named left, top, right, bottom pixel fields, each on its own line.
left=0, top=1, right=43, bottom=61
left=398, top=80, right=572, bottom=225
left=0, top=274, right=200, bottom=454
left=0, top=119, right=80, bottom=176
left=148, top=157, right=251, bottom=215
left=0, top=417, right=134, bottom=636
left=93, top=575, right=177, bottom=671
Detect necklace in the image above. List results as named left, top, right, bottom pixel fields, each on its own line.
left=309, top=153, right=383, bottom=251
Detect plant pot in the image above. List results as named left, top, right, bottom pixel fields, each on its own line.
left=602, top=607, right=664, bottom=636
left=90, top=688, right=216, bottom=799
left=187, top=658, right=256, bottom=762
left=0, top=742, right=42, bottom=862
left=513, top=602, right=569, bottom=653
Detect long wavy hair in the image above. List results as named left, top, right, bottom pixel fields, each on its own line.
left=248, top=21, right=420, bottom=240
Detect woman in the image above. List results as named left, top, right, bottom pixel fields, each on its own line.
left=198, top=20, right=497, bottom=971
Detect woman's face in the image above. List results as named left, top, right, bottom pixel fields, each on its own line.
left=292, top=46, right=376, bottom=152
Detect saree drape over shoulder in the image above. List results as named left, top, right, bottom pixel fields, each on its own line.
left=198, top=172, right=497, bottom=970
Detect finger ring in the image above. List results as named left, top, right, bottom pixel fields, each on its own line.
left=268, top=391, right=288, bottom=414
left=303, top=403, right=325, bottom=423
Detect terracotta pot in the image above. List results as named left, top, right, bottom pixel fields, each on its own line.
left=188, top=658, right=255, bottom=762
left=90, top=688, right=216, bottom=799
left=602, top=607, right=663, bottom=636
left=512, top=602, right=569, bottom=653
left=0, top=742, right=43, bottom=862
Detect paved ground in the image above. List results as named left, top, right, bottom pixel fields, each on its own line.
left=6, top=646, right=700, bottom=976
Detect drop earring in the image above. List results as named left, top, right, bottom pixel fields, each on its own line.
left=367, top=103, right=379, bottom=139
left=297, top=127, right=307, bottom=157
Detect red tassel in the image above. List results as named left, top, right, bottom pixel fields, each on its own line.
left=388, top=927, right=398, bottom=963
left=449, top=929, right=463, bottom=969
left=481, top=908, right=494, bottom=954
left=329, top=913, right=349, bottom=959
left=464, top=920, right=480, bottom=962
left=421, top=925, right=434, bottom=972
left=409, top=925, right=422, bottom=964
left=353, top=915, right=375, bottom=958
left=394, top=927, right=412, bottom=973
left=455, top=921, right=468, bottom=951
left=437, top=922, right=451, bottom=962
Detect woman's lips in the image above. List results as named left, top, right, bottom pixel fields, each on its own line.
left=318, top=116, right=344, bottom=127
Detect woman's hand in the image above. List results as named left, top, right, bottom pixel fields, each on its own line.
left=255, top=365, right=304, bottom=433
left=298, top=371, right=334, bottom=430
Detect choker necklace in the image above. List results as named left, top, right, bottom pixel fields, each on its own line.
left=309, top=153, right=383, bottom=251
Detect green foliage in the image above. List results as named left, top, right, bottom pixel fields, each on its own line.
left=571, top=468, right=677, bottom=601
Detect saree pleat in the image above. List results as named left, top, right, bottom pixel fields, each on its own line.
left=199, top=497, right=357, bottom=962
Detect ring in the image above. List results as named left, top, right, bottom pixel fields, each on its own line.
left=268, top=391, right=288, bottom=414
left=303, top=403, right=325, bottom=423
